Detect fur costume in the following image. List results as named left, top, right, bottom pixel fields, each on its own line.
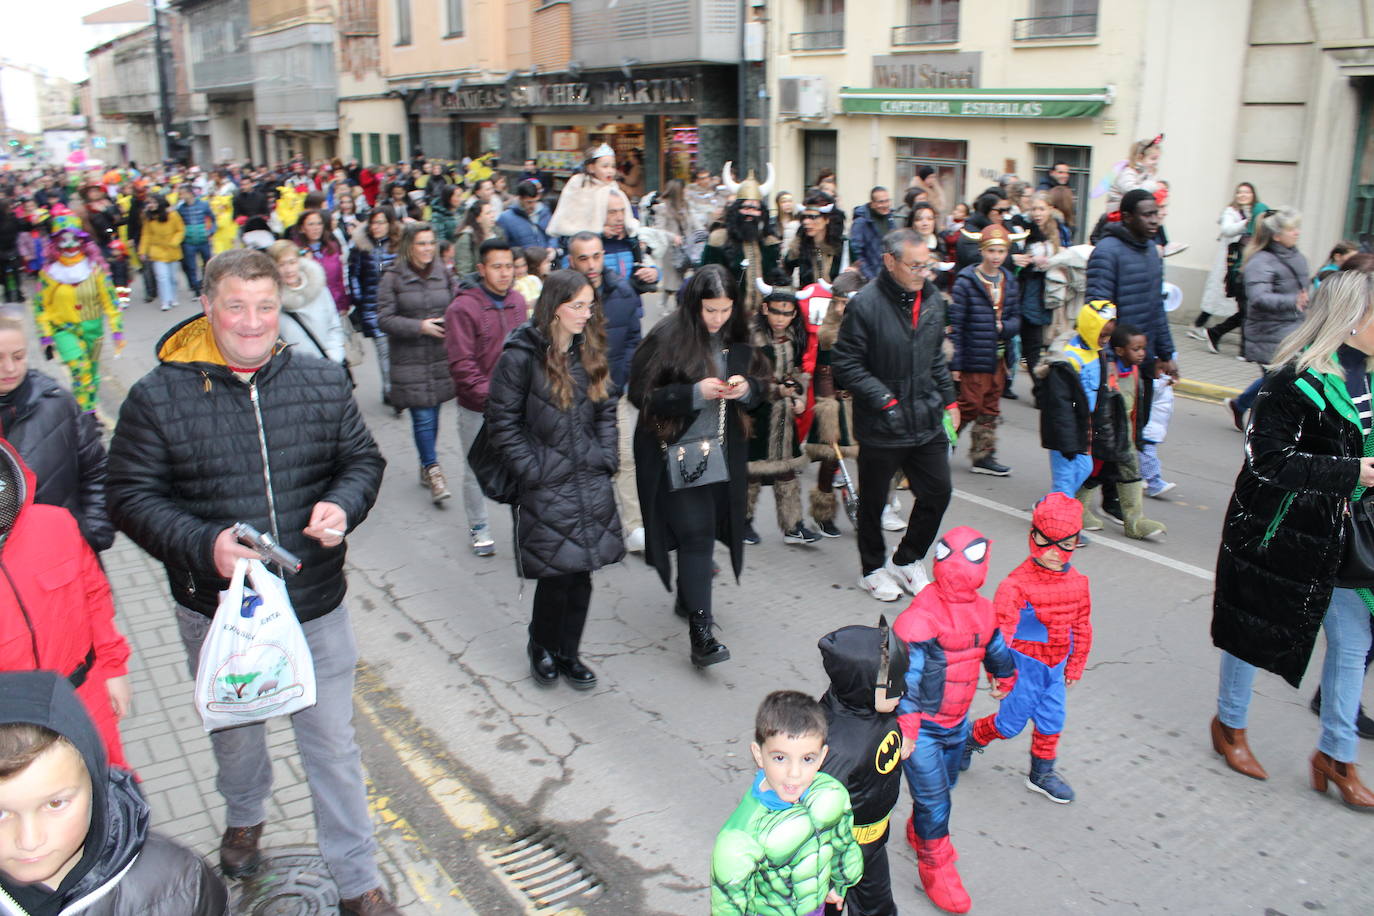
left=546, top=173, right=641, bottom=239
left=745, top=308, right=810, bottom=534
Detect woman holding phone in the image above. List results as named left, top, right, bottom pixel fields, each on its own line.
left=377, top=221, right=459, bottom=504
left=629, top=265, right=767, bottom=668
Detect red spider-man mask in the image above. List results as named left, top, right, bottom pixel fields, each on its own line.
left=932, top=526, right=991, bottom=602
left=1029, top=492, right=1083, bottom=569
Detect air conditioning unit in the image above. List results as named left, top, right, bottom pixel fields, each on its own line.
left=777, top=76, right=827, bottom=118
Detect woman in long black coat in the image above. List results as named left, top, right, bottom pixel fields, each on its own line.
left=629, top=265, right=767, bottom=668
left=486, top=269, right=623, bottom=690
left=1211, top=263, right=1374, bottom=809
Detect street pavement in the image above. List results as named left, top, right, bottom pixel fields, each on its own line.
left=39, top=277, right=1374, bottom=914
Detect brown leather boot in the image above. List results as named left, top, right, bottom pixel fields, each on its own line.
left=1210, top=715, right=1268, bottom=780
left=219, top=822, right=264, bottom=877
left=423, top=463, right=451, bottom=504
left=340, top=887, right=403, bottom=915
left=1311, top=751, right=1374, bottom=811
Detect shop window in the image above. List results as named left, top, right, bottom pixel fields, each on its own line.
left=388, top=133, right=403, bottom=165
left=368, top=133, right=382, bottom=166
left=351, top=133, right=363, bottom=162
left=444, top=0, right=463, bottom=38
left=896, top=0, right=958, bottom=45
left=1015, top=0, right=1097, bottom=39
left=394, top=0, right=412, bottom=45
left=894, top=137, right=966, bottom=214
left=803, top=130, right=837, bottom=189
left=792, top=0, right=843, bottom=51
left=1031, top=143, right=1090, bottom=242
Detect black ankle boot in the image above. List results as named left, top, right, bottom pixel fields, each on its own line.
left=688, top=611, right=730, bottom=667
left=527, top=640, right=558, bottom=687
left=552, top=654, right=597, bottom=690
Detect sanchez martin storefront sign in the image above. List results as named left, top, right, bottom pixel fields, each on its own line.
left=434, top=76, right=697, bottom=113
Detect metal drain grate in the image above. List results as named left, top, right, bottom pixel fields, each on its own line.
left=484, top=830, right=603, bottom=912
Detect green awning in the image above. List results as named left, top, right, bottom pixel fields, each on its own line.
left=839, top=87, right=1111, bottom=119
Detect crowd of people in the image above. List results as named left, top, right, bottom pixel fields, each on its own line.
left=0, top=130, right=1372, bottom=916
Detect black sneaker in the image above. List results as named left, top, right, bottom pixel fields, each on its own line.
left=1224, top=397, right=1245, bottom=432
left=970, top=456, right=1012, bottom=477
left=1002, top=387, right=1020, bottom=400
left=1101, top=490, right=1124, bottom=526
left=742, top=520, right=760, bottom=545
left=783, top=523, right=821, bottom=545
left=816, top=519, right=842, bottom=538
left=1205, top=328, right=1221, bottom=354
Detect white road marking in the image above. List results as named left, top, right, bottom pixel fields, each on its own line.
left=952, top=488, right=1215, bottom=582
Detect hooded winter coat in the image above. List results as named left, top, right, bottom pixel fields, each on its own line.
left=277, top=257, right=348, bottom=364
left=0, top=440, right=129, bottom=771
left=948, top=264, right=1021, bottom=374
left=346, top=227, right=396, bottom=338
left=1213, top=362, right=1367, bottom=687
left=107, top=316, right=385, bottom=621
left=1033, top=302, right=1129, bottom=461
left=484, top=322, right=624, bottom=579
left=1085, top=223, right=1170, bottom=362
left=376, top=257, right=459, bottom=409
left=831, top=271, right=956, bottom=450
left=0, top=370, right=113, bottom=551
left=599, top=268, right=643, bottom=391
left=0, top=671, right=226, bottom=916
left=1241, top=243, right=1310, bottom=364
left=818, top=625, right=907, bottom=828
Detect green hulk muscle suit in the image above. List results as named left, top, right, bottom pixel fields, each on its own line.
left=711, top=770, right=863, bottom=915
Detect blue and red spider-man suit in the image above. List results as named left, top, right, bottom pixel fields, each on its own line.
left=893, top=525, right=1016, bottom=914
left=969, top=492, right=1092, bottom=773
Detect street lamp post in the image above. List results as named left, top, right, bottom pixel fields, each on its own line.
left=151, top=0, right=175, bottom=162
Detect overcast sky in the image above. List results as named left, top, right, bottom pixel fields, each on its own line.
left=3, top=0, right=145, bottom=82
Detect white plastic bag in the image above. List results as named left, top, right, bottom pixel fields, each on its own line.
left=1143, top=377, right=1175, bottom=445
left=194, top=557, right=317, bottom=731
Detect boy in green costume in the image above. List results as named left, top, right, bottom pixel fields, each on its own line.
left=711, top=690, right=864, bottom=915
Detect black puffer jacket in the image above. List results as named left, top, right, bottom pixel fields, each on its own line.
left=2, top=671, right=227, bottom=916
left=346, top=231, right=396, bottom=338
left=485, top=322, right=624, bottom=579
left=107, top=316, right=385, bottom=621
left=832, top=271, right=955, bottom=449
left=376, top=257, right=458, bottom=409
left=1, top=370, right=113, bottom=551
left=1213, top=363, right=1363, bottom=687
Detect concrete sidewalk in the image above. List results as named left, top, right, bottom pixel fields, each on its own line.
left=108, top=533, right=478, bottom=914
left=1169, top=317, right=1255, bottom=401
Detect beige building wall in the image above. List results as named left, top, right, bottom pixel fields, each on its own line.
left=768, top=0, right=1256, bottom=305
left=379, top=0, right=520, bottom=80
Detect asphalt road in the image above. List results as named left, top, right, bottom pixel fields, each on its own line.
left=84, top=286, right=1374, bottom=915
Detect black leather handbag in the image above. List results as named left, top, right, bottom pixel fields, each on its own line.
left=466, top=422, right=517, bottom=505
left=1338, top=496, right=1374, bottom=588
left=664, top=399, right=728, bottom=491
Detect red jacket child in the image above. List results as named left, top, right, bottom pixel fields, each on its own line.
left=0, top=438, right=131, bottom=770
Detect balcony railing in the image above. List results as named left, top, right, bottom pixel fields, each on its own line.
left=892, top=21, right=958, bottom=45
left=788, top=29, right=844, bottom=51
left=1012, top=13, right=1097, bottom=40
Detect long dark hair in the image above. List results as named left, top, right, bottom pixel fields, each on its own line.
left=798, top=190, right=844, bottom=252
left=638, top=265, right=748, bottom=388
left=754, top=292, right=808, bottom=359
left=149, top=194, right=170, bottom=222
left=462, top=198, right=496, bottom=243
left=533, top=269, right=609, bottom=408
left=290, top=209, right=340, bottom=255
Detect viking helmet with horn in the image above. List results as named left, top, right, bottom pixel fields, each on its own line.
left=723, top=161, right=775, bottom=202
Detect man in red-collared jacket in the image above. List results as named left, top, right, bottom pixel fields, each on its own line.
left=0, top=438, right=131, bottom=769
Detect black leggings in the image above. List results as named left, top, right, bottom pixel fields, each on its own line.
left=1021, top=322, right=1046, bottom=375
left=529, top=571, right=592, bottom=657
left=663, top=481, right=729, bottom=618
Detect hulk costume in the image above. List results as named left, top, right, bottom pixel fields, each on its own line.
left=711, top=770, right=863, bottom=916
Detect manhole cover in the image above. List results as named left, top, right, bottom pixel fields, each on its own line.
left=228, top=847, right=341, bottom=915
left=484, top=830, right=603, bottom=912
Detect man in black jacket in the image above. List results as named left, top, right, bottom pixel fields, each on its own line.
left=106, top=249, right=397, bottom=916
left=833, top=228, right=958, bottom=603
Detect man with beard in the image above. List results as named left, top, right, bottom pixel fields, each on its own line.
left=702, top=166, right=786, bottom=313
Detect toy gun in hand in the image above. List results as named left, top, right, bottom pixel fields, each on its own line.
left=233, top=522, right=302, bottom=575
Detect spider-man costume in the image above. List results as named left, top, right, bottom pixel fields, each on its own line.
left=893, top=526, right=1016, bottom=914
left=964, top=492, right=1092, bottom=804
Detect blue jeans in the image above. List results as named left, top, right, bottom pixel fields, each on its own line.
left=151, top=260, right=179, bottom=306
left=1319, top=588, right=1374, bottom=762
left=176, top=605, right=381, bottom=897
left=410, top=405, right=440, bottom=467
left=1217, top=650, right=1257, bottom=729
left=1234, top=370, right=1265, bottom=414
left=901, top=718, right=968, bottom=840
left=1050, top=451, right=1093, bottom=496
left=182, top=240, right=212, bottom=294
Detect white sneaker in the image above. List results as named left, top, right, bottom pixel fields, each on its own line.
left=1185, top=328, right=1207, bottom=341
left=881, top=504, right=907, bottom=531
left=859, top=569, right=902, bottom=602
left=160, top=302, right=172, bottom=311
left=625, top=527, right=645, bottom=552
left=884, top=556, right=931, bottom=595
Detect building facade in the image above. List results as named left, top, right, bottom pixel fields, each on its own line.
left=177, top=0, right=257, bottom=163
left=88, top=25, right=165, bottom=167
left=249, top=0, right=341, bottom=162
left=379, top=0, right=747, bottom=187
